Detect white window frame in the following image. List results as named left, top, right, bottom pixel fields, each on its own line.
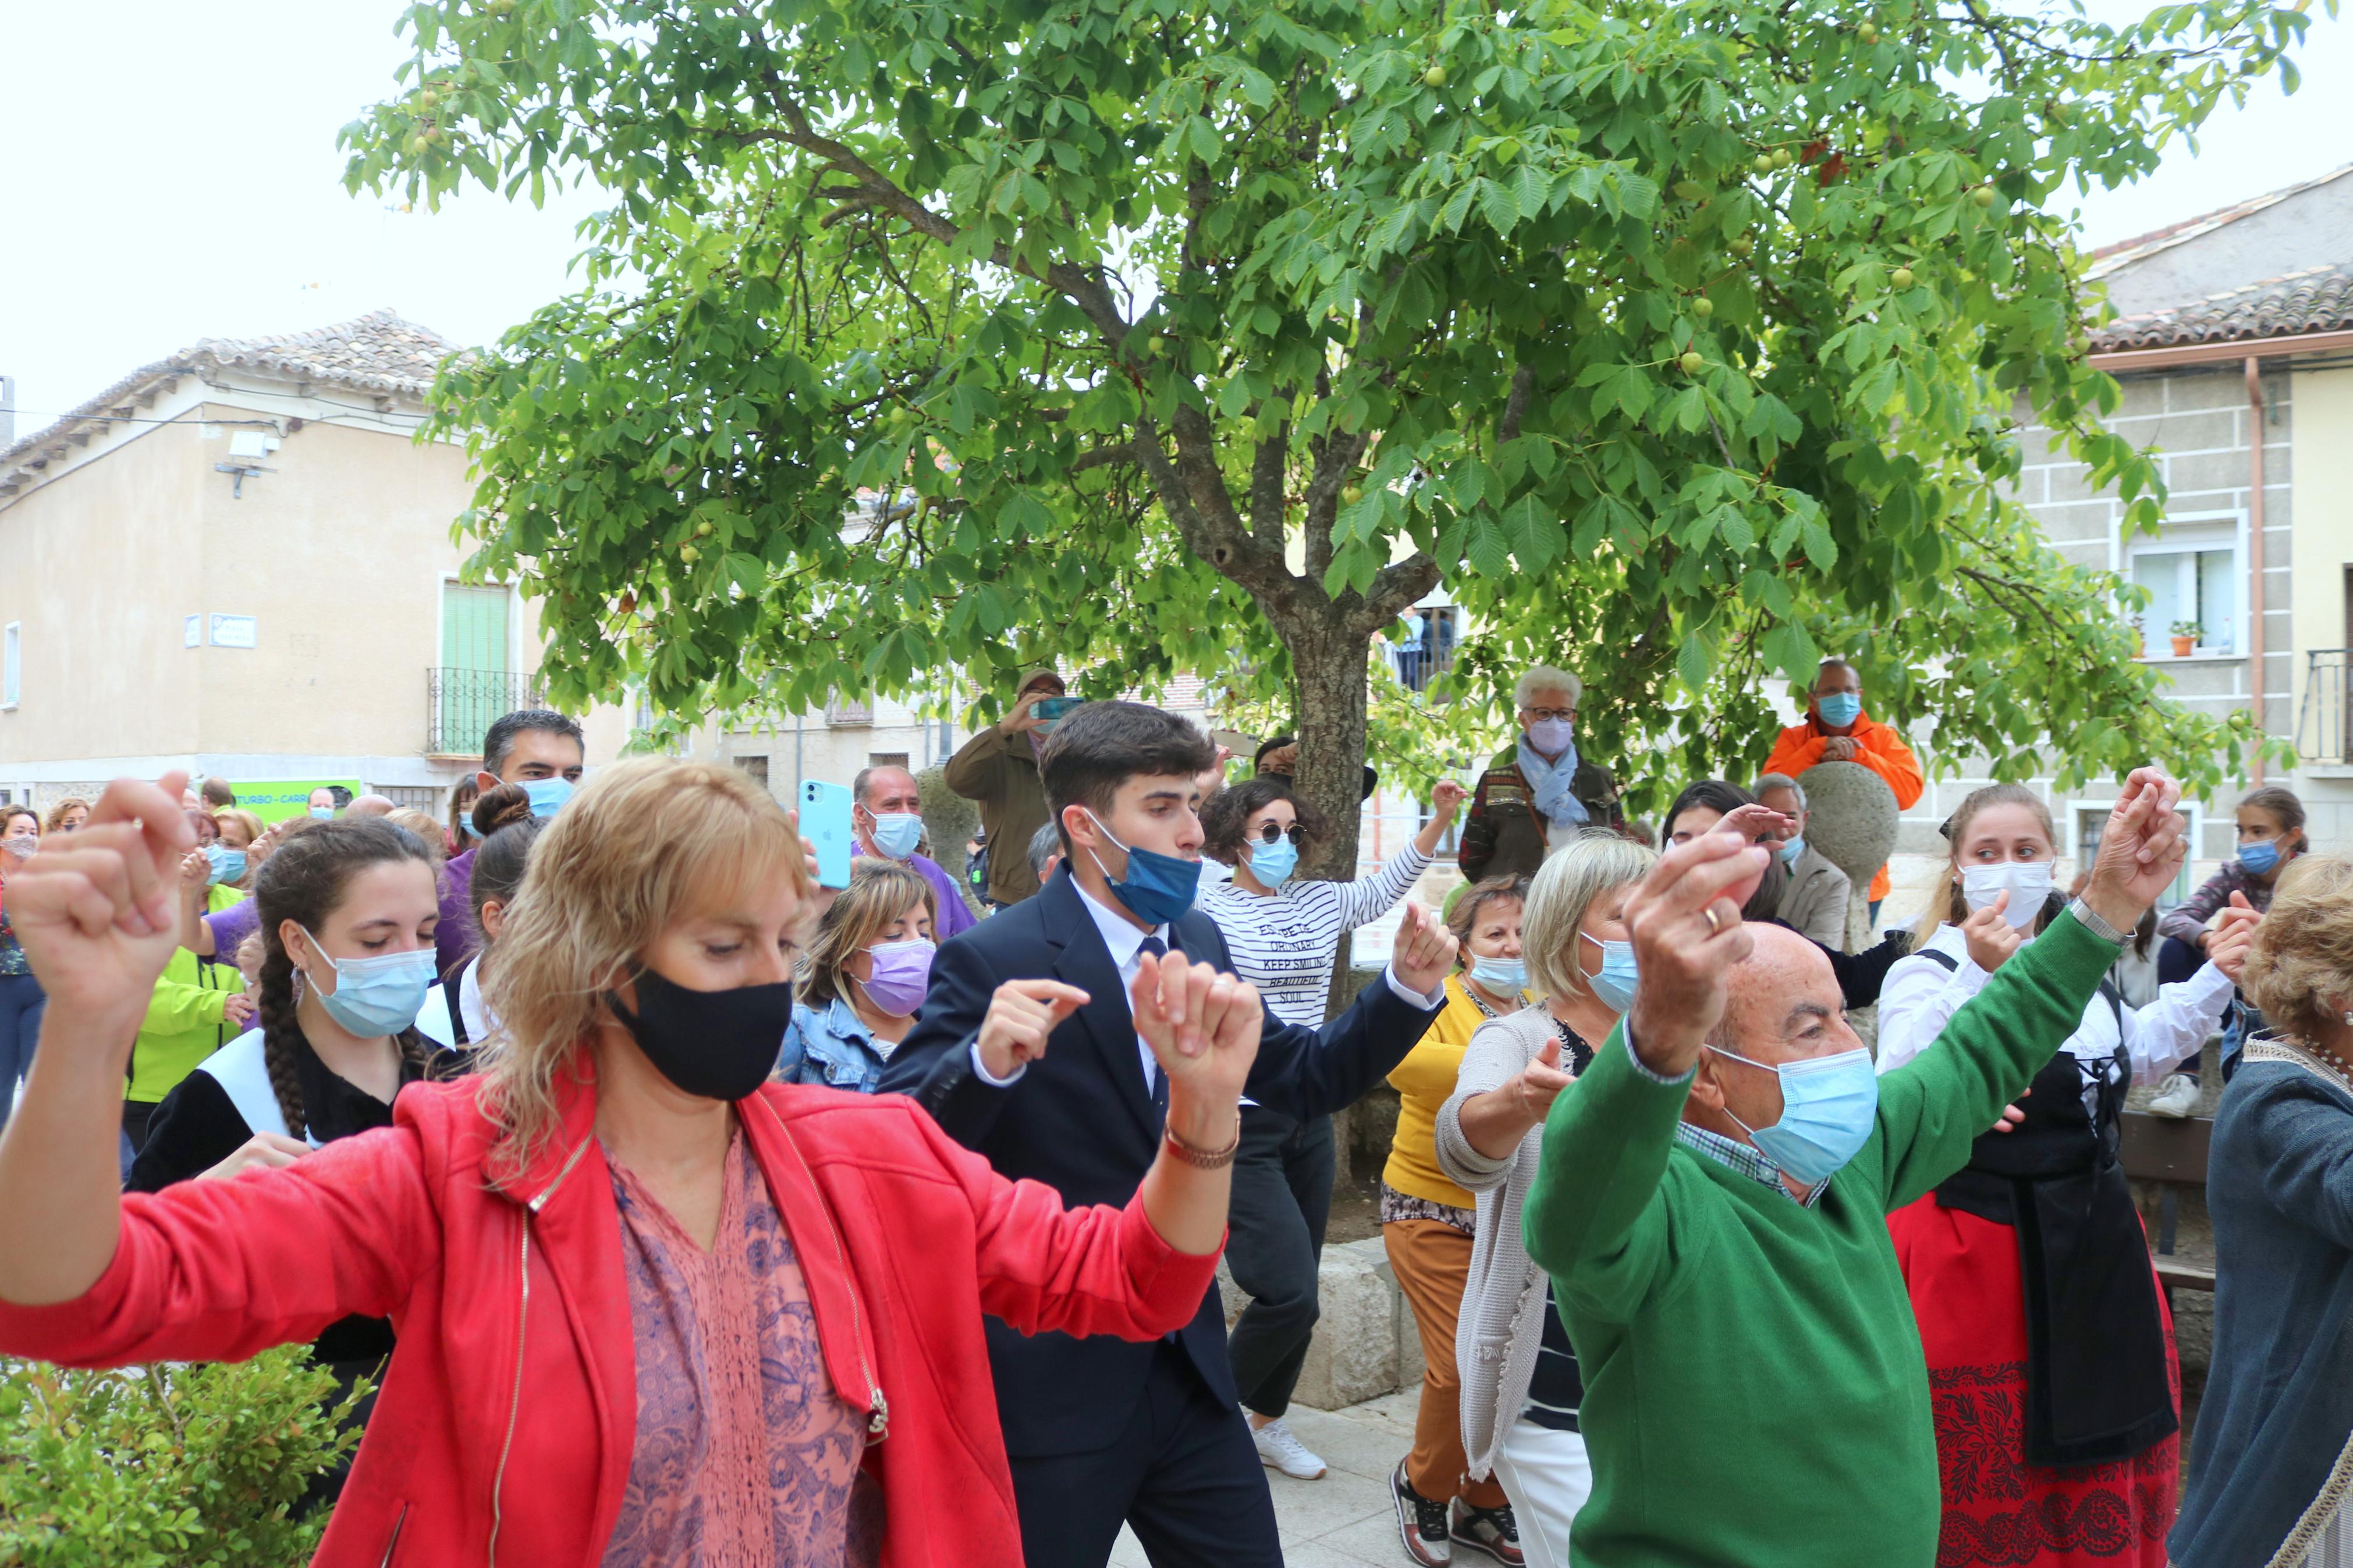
left=2, top=621, right=19, bottom=709
left=2116, top=509, right=2248, bottom=659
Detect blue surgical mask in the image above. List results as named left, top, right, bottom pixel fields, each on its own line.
left=1468, top=955, right=1527, bottom=994
left=869, top=812, right=925, bottom=859
left=309, top=805, right=336, bottom=820
left=1779, top=835, right=1805, bottom=867
left=204, top=844, right=247, bottom=886
left=1708, top=1044, right=1879, bottom=1188
left=1525, top=716, right=1575, bottom=756
left=1580, top=931, right=1639, bottom=1012
left=1083, top=810, right=1203, bottom=927
left=1817, top=692, right=1863, bottom=728
left=297, top=925, right=437, bottom=1037
left=2237, top=838, right=2281, bottom=876
left=1249, top=835, right=1299, bottom=889
left=524, top=777, right=575, bottom=819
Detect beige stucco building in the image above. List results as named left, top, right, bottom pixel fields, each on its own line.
left=0, top=310, right=630, bottom=817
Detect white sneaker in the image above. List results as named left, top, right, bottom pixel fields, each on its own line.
left=2147, top=1072, right=2201, bottom=1119
left=1251, top=1416, right=1327, bottom=1479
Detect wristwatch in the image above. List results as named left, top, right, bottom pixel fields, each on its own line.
left=2067, top=896, right=2130, bottom=945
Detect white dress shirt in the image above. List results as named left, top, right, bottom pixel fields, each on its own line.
left=972, top=877, right=1445, bottom=1089
left=1876, top=921, right=2233, bottom=1111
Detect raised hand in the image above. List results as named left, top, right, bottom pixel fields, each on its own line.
left=1509, top=1036, right=1576, bottom=1122
left=1002, top=690, right=1052, bottom=735
left=1961, top=892, right=2025, bottom=973
left=1431, top=779, right=1470, bottom=819
left=2082, top=769, right=2188, bottom=933
left=975, top=978, right=1091, bottom=1080
left=2207, top=898, right=2262, bottom=985
left=1621, top=830, right=1772, bottom=1077
left=10, top=773, right=197, bottom=1022
left=1389, top=901, right=1459, bottom=998
left=1716, top=802, right=1797, bottom=845
left=1132, top=950, right=1262, bottom=1121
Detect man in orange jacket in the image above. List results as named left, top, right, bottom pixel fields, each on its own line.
left=1763, top=657, right=1922, bottom=918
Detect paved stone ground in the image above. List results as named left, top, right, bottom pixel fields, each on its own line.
left=1112, top=1392, right=1423, bottom=1568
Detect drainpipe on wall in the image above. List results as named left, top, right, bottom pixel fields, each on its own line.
left=2245, top=356, right=2267, bottom=786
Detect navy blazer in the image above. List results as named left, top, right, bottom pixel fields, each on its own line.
left=877, top=863, right=1443, bottom=1456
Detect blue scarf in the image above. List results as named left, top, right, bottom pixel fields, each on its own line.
left=1518, top=737, right=1589, bottom=829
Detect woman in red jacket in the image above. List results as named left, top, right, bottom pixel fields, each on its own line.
left=0, top=758, right=1257, bottom=1568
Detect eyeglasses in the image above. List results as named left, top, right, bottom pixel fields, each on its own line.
left=1522, top=707, right=1576, bottom=723
left=1252, top=822, right=1308, bottom=847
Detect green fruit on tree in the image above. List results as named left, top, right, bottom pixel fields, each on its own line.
left=1972, top=186, right=1997, bottom=209
left=407, top=134, right=428, bottom=155
left=418, top=89, right=440, bottom=111
left=424, top=126, right=445, bottom=145
left=1731, top=233, right=1755, bottom=256
left=695, top=520, right=714, bottom=538
left=489, top=0, right=514, bottom=12
left=1692, top=297, right=1715, bottom=319
left=1891, top=266, right=1914, bottom=288
left=1680, top=351, right=1704, bottom=374
left=679, top=544, right=700, bottom=564
left=1342, top=486, right=1364, bottom=506
left=1772, top=147, right=1793, bottom=168
left=1422, top=65, right=1447, bottom=87
left=1752, top=155, right=1773, bottom=175
left=1858, top=20, right=1879, bottom=41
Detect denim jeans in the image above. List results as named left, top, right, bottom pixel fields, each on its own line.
left=0, top=971, right=48, bottom=1131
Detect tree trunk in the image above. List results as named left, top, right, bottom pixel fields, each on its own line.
left=1279, top=615, right=1372, bottom=886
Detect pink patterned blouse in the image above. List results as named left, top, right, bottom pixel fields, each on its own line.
left=600, top=1129, right=881, bottom=1567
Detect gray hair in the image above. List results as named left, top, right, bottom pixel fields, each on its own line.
left=1027, top=820, right=1064, bottom=881
left=1752, top=773, right=1807, bottom=809
left=1514, top=666, right=1583, bottom=709
left=1522, top=831, right=1659, bottom=1002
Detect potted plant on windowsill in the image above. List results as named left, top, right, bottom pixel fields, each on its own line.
left=2169, top=619, right=2203, bottom=657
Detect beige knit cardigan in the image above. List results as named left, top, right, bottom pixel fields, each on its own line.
left=1433, top=1004, right=1563, bottom=1482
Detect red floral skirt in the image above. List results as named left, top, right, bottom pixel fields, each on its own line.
left=1889, top=1193, right=2178, bottom=1568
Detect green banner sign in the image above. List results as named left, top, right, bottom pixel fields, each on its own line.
left=224, top=780, right=364, bottom=826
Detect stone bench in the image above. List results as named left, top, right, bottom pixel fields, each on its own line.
left=1216, top=1236, right=1427, bottom=1411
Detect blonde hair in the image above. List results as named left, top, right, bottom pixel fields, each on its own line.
left=41, top=797, right=90, bottom=835
left=2243, top=855, right=2353, bottom=1043
left=801, top=859, right=936, bottom=1009
left=1912, top=783, right=2057, bottom=945
left=1522, top=830, right=1658, bottom=1001
left=474, top=757, right=810, bottom=1177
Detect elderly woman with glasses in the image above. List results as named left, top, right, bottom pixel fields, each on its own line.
left=1193, top=771, right=1468, bottom=1483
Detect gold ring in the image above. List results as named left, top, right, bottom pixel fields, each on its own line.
left=1702, top=906, right=1722, bottom=936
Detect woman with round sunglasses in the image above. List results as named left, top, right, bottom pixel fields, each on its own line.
left=783, top=857, right=939, bottom=1094
left=1194, top=771, right=1467, bottom=1481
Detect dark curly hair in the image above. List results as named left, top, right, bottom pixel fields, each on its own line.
left=253, top=818, right=440, bottom=1139
left=1200, top=777, right=1330, bottom=867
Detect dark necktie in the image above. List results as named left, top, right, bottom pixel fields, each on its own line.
left=1138, top=936, right=1169, bottom=1111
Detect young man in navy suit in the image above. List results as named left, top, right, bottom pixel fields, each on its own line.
left=882, top=700, right=1457, bottom=1568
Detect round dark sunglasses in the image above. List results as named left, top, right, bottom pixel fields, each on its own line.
left=1251, top=821, right=1309, bottom=847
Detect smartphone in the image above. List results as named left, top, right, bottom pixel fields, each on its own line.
left=1032, top=696, right=1082, bottom=723
left=800, top=779, right=855, bottom=890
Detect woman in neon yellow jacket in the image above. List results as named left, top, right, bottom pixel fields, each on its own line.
left=123, top=818, right=254, bottom=1154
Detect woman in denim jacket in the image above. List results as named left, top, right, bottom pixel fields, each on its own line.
left=783, top=858, right=938, bottom=1093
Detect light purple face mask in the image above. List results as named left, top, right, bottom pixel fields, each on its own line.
left=857, top=939, right=936, bottom=1017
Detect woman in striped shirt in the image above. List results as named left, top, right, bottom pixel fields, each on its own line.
left=1195, top=771, right=1467, bottom=1481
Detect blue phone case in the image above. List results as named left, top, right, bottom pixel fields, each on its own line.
left=800, top=779, right=855, bottom=889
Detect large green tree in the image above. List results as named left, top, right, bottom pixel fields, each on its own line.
left=346, top=0, right=2306, bottom=865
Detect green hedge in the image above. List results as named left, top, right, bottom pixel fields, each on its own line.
left=0, top=1351, right=367, bottom=1567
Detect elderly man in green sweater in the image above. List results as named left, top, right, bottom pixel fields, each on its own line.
left=1525, top=768, right=2185, bottom=1567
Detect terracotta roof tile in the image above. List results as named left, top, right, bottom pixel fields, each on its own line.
left=2089, top=261, right=2353, bottom=352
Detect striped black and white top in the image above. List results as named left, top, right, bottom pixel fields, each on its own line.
left=1195, top=844, right=1433, bottom=1027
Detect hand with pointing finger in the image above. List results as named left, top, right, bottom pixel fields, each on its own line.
left=976, top=978, right=1092, bottom=1080
left=1509, top=1036, right=1577, bottom=1123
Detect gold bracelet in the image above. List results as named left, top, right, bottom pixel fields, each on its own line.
left=1162, top=1120, right=1242, bottom=1169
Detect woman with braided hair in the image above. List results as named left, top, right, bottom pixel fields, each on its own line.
left=126, top=816, right=442, bottom=1192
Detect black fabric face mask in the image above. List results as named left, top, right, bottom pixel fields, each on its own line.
left=608, top=967, right=796, bottom=1102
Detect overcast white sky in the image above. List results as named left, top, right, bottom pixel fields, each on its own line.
left=2, top=2, right=2348, bottom=426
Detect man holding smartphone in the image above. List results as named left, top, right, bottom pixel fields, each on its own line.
left=947, top=666, right=1069, bottom=908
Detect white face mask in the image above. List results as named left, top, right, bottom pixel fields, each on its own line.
left=1961, top=861, right=2052, bottom=929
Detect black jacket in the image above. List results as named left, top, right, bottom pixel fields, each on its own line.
left=878, top=864, right=1444, bottom=1456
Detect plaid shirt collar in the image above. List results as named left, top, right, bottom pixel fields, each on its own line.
left=1673, top=1122, right=1826, bottom=1208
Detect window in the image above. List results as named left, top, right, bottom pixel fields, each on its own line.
left=868, top=752, right=911, bottom=771
left=826, top=693, right=874, bottom=727
left=2073, top=801, right=2198, bottom=908
left=2125, top=516, right=2244, bottom=657
left=2, top=622, right=17, bottom=707
left=734, top=755, right=771, bottom=792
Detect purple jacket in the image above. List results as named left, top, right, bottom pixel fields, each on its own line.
left=850, top=844, right=977, bottom=939
left=435, top=848, right=478, bottom=977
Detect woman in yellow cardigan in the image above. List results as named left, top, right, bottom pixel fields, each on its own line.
left=1382, top=873, right=1533, bottom=1562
